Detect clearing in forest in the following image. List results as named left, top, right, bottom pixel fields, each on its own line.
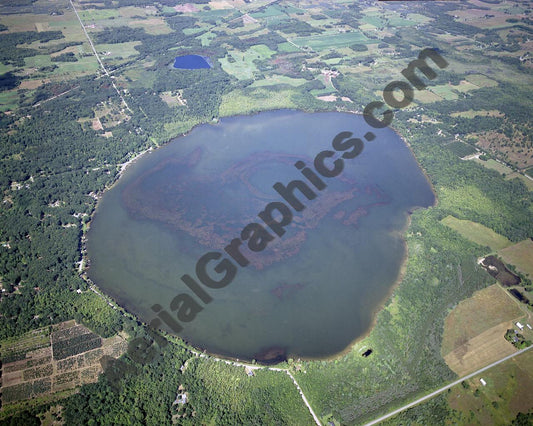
left=441, top=215, right=512, bottom=251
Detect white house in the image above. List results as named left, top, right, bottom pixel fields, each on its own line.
left=516, top=322, right=524, bottom=330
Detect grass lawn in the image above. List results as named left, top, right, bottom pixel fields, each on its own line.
left=441, top=215, right=512, bottom=251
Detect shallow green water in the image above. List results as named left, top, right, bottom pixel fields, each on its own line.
left=87, top=110, right=434, bottom=361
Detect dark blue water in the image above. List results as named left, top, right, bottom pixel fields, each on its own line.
left=87, top=110, right=435, bottom=361
left=173, top=55, right=212, bottom=69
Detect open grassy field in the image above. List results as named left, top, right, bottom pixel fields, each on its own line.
left=251, top=74, right=308, bottom=87
left=428, top=84, right=460, bottom=100
left=78, top=8, right=120, bottom=21
left=441, top=284, right=524, bottom=376
left=474, top=158, right=514, bottom=176
left=219, top=44, right=276, bottom=80
left=447, top=349, right=533, bottom=425
left=0, top=90, right=19, bottom=112
left=413, top=89, right=443, bottom=103
left=451, top=109, right=503, bottom=118
left=95, top=41, right=141, bottom=59
left=292, top=31, right=375, bottom=51
left=444, top=323, right=518, bottom=377
left=498, top=239, right=533, bottom=279
left=441, top=215, right=513, bottom=251
left=219, top=87, right=298, bottom=116
left=464, top=73, right=499, bottom=88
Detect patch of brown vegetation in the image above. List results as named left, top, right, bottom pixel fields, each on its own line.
left=174, top=3, right=199, bottom=13
left=442, top=284, right=525, bottom=375
left=442, top=284, right=523, bottom=356
left=444, top=322, right=517, bottom=376
left=92, top=117, right=103, bottom=131
left=475, top=130, right=533, bottom=169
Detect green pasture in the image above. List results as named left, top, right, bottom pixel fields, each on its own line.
left=0, top=90, right=18, bottom=112
left=441, top=215, right=512, bottom=251
left=293, top=31, right=374, bottom=51
left=464, top=74, right=498, bottom=88
left=277, top=41, right=300, bottom=53
left=78, top=9, right=120, bottom=21
left=429, top=85, right=459, bottom=100
left=219, top=44, right=276, bottom=80
left=251, top=75, right=307, bottom=87
left=95, top=41, right=141, bottom=58
left=219, top=88, right=297, bottom=116
left=250, top=5, right=286, bottom=19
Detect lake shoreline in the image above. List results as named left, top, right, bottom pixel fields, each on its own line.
left=85, top=108, right=437, bottom=365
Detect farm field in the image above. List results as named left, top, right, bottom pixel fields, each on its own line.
left=498, top=239, right=533, bottom=279
left=452, top=109, right=503, bottom=118
left=441, top=215, right=513, bottom=251
left=464, top=74, right=499, bottom=88
left=250, top=74, right=308, bottom=87
left=447, top=141, right=477, bottom=158
left=0, top=320, right=127, bottom=410
left=218, top=87, right=298, bottom=116
left=219, top=44, right=276, bottom=80
left=447, top=349, right=533, bottom=425
left=292, top=31, right=375, bottom=51
left=441, top=284, right=525, bottom=376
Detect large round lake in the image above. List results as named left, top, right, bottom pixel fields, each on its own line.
left=87, top=110, right=435, bottom=362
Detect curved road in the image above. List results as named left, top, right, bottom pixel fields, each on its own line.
left=364, top=344, right=533, bottom=426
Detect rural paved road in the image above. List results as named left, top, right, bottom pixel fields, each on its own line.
left=364, top=344, right=533, bottom=426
